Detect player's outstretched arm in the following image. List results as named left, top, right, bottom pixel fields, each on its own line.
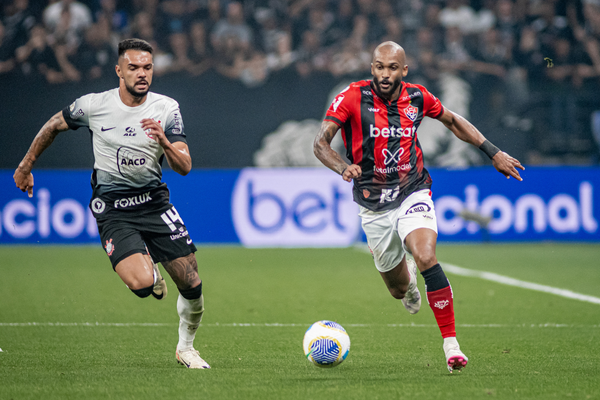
left=14, top=111, right=70, bottom=197
left=314, top=120, right=361, bottom=182
left=437, top=108, right=525, bottom=181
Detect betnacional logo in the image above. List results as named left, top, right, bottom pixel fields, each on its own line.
left=232, top=169, right=360, bottom=247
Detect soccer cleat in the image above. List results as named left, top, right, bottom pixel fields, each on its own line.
left=176, top=348, right=211, bottom=369
left=401, top=258, right=421, bottom=314
left=444, top=338, right=468, bottom=373
left=151, top=262, right=168, bottom=300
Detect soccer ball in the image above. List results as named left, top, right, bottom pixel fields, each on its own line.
left=303, top=320, right=350, bottom=368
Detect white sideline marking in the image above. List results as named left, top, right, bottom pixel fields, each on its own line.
left=354, top=245, right=600, bottom=305
left=0, top=322, right=598, bottom=328
left=442, top=263, right=600, bottom=305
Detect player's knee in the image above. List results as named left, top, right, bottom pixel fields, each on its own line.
left=179, top=281, right=202, bottom=300
left=389, top=286, right=407, bottom=300
left=131, top=285, right=153, bottom=298
left=413, top=253, right=437, bottom=270
left=126, top=274, right=154, bottom=291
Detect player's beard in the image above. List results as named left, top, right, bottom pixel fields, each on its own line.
left=125, top=80, right=150, bottom=98
left=373, top=76, right=401, bottom=99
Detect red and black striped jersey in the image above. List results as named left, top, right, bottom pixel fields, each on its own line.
left=324, top=80, right=444, bottom=212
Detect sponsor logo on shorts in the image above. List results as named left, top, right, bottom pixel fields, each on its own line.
left=113, top=192, right=152, bottom=209
left=170, top=230, right=189, bottom=241
left=434, top=300, right=449, bottom=309
left=406, top=202, right=432, bottom=215
left=105, top=238, right=115, bottom=256
left=91, top=198, right=106, bottom=214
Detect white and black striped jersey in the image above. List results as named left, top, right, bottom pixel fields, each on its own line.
left=62, top=88, right=187, bottom=192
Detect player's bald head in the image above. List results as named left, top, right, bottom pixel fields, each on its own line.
left=372, top=41, right=406, bottom=66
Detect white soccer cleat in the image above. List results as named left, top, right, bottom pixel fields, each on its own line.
left=176, top=348, right=211, bottom=369
left=444, top=337, right=468, bottom=373
left=401, top=258, right=421, bottom=314
left=151, top=262, right=168, bottom=300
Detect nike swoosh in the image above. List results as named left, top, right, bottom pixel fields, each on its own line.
left=186, top=238, right=192, bottom=245
left=101, top=126, right=116, bottom=131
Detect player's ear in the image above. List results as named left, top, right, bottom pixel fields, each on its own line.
left=115, top=64, right=123, bottom=79
left=370, top=63, right=374, bottom=76
left=402, top=65, right=408, bottom=77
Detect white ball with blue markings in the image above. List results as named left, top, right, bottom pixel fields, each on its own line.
left=303, top=321, right=350, bottom=368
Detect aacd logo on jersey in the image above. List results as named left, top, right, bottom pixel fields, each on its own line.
left=231, top=169, right=360, bottom=247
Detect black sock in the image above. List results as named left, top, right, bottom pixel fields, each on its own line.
left=420, top=263, right=449, bottom=292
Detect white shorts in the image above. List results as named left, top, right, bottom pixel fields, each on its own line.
left=359, top=189, right=438, bottom=273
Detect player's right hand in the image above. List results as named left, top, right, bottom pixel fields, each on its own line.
left=342, top=164, right=362, bottom=182
left=14, top=168, right=34, bottom=198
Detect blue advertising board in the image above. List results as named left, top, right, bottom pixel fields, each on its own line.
left=1, top=167, right=598, bottom=245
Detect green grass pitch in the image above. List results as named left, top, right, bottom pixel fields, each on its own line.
left=1, top=244, right=599, bottom=399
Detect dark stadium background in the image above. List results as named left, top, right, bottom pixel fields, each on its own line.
left=1, top=0, right=599, bottom=169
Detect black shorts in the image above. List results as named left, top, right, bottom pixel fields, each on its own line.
left=97, top=205, right=197, bottom=269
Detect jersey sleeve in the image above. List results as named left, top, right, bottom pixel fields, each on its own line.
left=324, top=85, right=354, bottom=127
left=62, top=94, right=91, bottom=130
left=421, top=86, right=445, bottom=119
left=164, top=101, right=187, bottom=144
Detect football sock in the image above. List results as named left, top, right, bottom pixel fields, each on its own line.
left=131, top=285, right=153, bottom=298
left=421, top=264, right=456, bottom=338
left=177, top=285, right=204, bottom=351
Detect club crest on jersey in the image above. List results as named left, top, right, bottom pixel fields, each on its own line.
left=404, top=104, right=418, bottom=121
left=363, top=189, right=370, bottom=198
left=332, top=94, right=345, bottom=112
left=105, top=239, right=115, bottom=256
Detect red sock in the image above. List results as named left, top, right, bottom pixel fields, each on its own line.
left=426, top=286, right=456, bottom=338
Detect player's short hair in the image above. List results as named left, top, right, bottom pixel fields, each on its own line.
left=118, top=38, right=153, bottom=58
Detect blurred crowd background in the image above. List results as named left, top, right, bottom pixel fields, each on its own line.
left=1, top=0, right=600, bottom=166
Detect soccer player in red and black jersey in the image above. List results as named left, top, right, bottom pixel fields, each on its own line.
left=314, top=41, right=524, bottom=373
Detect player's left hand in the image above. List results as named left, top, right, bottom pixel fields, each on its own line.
left=492, top=151, right=525, bottom=181
left=141, top=118, right=169, bottom=147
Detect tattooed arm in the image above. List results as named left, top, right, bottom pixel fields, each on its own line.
left=313, top=120, right=361, bottom=182
left=14, top=111, right=70, bottom=197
